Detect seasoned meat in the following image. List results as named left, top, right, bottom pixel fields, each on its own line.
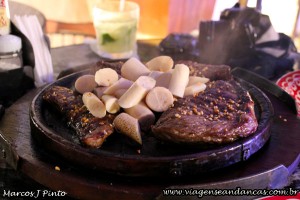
left=151, top=80, right=258, bottom=144
left=43, top=85, right=115, bottom=148
left=95, top=60, right=123, bottom=75
left=95, top=60, right=232, bottom=81
left=176, top=60, right=232, bottom=81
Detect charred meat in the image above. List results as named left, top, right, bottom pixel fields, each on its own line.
left=151, top=80, right=258, bottom=144
left=43, top=85, right=115, bottom=148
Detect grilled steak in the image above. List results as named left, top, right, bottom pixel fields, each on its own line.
left=43, top=85, right=115, bottom=148
left=95, top=60, right=123, bottom=75
left=152, top=80, right=258, bottom=144
left=43, top=60, right=254, bottom=147
left=95, top=60, right=232, bottom=81
left=176, top=60, right=232, bottom=81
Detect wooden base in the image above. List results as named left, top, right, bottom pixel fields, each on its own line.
left=0, top=86, right=299, bottom=199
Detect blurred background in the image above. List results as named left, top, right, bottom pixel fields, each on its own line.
left=10, top=0, right=300, bottom=48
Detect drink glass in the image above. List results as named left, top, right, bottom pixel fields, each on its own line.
left=92, top=1, right=139, bottom=59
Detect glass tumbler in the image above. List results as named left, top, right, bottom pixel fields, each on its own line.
left=92, top=1, right=139, bottom=59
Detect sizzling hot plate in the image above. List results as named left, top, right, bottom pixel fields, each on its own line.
left=30, top=69, right=274, bottom=177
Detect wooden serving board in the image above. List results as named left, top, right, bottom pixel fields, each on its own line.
left=0, top=83, right=300, bottom=199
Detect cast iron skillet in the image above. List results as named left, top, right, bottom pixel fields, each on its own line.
left=30, top=69, right=274, bottom=177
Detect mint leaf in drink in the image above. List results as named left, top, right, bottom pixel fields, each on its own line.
left=102, top=33, right=115, bottom=45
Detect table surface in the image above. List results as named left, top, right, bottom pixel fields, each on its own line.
left=1, top=36, right=300, bottom=200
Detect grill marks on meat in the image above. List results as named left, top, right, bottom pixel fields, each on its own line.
left=43, top=86, right=115, bottom=148
left=152, top=80, right=258, bottom=144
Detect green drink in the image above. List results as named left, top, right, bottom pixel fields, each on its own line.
left=93, top=1, right=139, bottom=59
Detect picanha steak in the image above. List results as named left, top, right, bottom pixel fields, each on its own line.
left=151, top=79, right=258, bottom=144
left=42, top=85, right=115, bottom=148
